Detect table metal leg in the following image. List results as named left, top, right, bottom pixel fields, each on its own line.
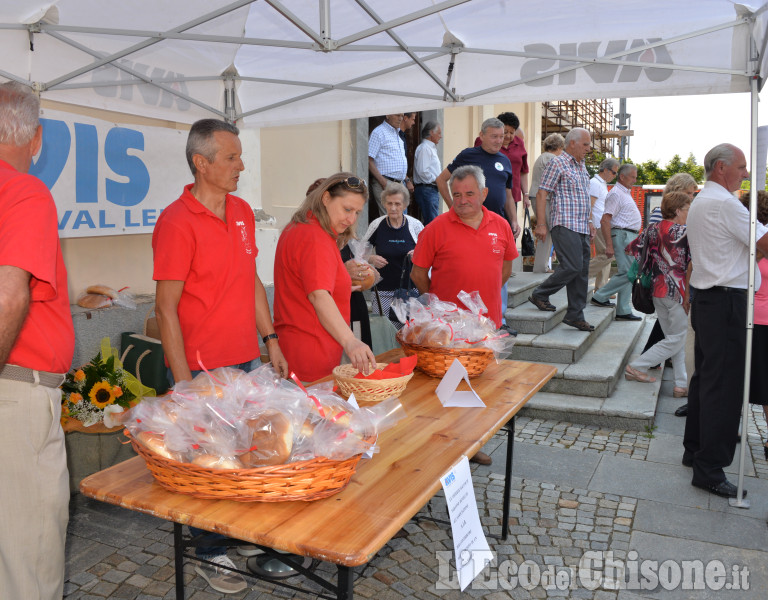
left=502, top=416, right=515, bottom=541
left=173, top=523, right=186, bottom=600
left=337, top=565, right=353, bottom=600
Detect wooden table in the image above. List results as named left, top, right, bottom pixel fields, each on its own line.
left=80, top=352, right=556, bottom=599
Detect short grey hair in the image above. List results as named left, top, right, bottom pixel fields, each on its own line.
left=381, top=181, right=410, bottom=207
left=543, top=133, right=565, bottom=152
left=599, top=157, right=620, bottom=173
left=565, top=127, right=590, bottom=145
left=480, top=117, right=504, bottom=135
left=421, top=120, right=440, bottom=139
left=665, top=172, right=698, bottom=193
left=449, top=164, right=485, bottom=190
left=0, top=82, right=40, bottom=146
left=617, top=163, right=637, bottom=179
left=186, top=118, right=240, bottom=175
left=704, top=143, right=737, bottom=177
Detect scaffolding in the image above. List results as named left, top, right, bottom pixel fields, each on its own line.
left=541, top=99, right=615, bottom=158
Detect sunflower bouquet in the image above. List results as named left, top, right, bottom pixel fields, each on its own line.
left=61, top=337, right=155, bottom=430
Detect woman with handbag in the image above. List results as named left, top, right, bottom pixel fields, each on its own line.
left=363, top=182, right=424, bottom=328
left=623, top=191, right=692, bottom=395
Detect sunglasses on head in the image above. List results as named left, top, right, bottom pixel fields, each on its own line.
left=340, top=176, right=366, bottom=189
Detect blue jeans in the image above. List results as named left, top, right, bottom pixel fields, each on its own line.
left=414, top=184, right=439, bottom=224
left=166, top=360, right=254, bottom=558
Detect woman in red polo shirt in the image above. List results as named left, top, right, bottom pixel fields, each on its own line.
left=274, top=172, right=377, bottom=382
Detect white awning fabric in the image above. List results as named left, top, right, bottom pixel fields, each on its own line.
left=1, top=0, right=767, bottom=127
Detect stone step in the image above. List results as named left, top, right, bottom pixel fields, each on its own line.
left=508, top=303, right=616, bottom=364
left=538, top=317, right=646, bottom=397
left=519, top=319, right=661, bottom=431
left=507, top=272, right=551, bottom=308
left=506, top=274, right=596, bottom=334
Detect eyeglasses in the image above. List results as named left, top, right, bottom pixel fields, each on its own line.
left=340, top=176, right=366, bottom=189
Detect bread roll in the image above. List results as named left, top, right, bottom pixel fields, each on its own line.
left=423, top=326, right=452, bottom=347
left=351, top=271, right=376, bottom=291
left=239, top=410, right=294, bottom=467
left=86, top=284, right=119, bottom=299
left=137, top=431, right=177, bottom=461
left=77, top=293, right=112, bottom=309
left=192, top=453, right=244, bottom=470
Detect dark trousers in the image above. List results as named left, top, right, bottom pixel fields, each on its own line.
left=532, top=226, right=591, bottom=322
left=683, top=287, right=746, bottom=485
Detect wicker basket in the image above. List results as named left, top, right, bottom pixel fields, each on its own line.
left=126, top=430, right=364, bottom=502
left=396, top=331, right=494, bottom=378
left=333, top=363, right=413, bottom=403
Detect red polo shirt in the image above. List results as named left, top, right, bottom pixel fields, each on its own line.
left=273, top=216, right=351, bottom=382
left=412, top=206, right=517, bottom=327
left=152, top=184, right=259, bottom=371
left=0, top=159, right=74, bottom=373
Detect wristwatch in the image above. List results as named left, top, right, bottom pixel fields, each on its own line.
left=262, top=333, right=279, bottom=344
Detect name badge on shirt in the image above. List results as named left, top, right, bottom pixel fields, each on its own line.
left=494, top=162, right=504, bottom=171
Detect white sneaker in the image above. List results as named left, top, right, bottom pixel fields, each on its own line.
left=194, top=554, right=247, bottom=594
left=236, top=544, right=264, bottom=557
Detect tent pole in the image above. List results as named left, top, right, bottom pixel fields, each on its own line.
left=731, top=76, right=760, bottom=509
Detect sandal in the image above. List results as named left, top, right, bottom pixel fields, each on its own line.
left=624, top=365, right=656, bottom=383
left=673, top=387, right=688, bottom=398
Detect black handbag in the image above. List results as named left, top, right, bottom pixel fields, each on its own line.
left=521, top=207, right=536, bottom=257
left=387, top=255, right=420, bottom=321
left=119, top=306, right=169, bottom=394
left=630, top=231, right=655, bottom=315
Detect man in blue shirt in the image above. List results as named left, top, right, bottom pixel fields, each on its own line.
left=436, top=117, right=520, bottom=238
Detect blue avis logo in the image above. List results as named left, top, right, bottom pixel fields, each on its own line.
left=30, top=118, right=153, bottom=231
left=444, top=472, right=456, bottom=486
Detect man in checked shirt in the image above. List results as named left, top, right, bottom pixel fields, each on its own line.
left=528, top=127, right=597, bottom=332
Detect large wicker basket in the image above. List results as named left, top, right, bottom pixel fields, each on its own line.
left=333, top=363, right=413, bottom=403
left=396, top=331, right=494, bottom=378
left=126, top=430, right=364, bottom=502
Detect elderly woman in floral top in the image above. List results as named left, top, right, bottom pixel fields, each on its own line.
left=624, top=191, right=692, bottom=397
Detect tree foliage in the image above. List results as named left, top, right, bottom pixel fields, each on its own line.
left=587, top=151, right=705, bottom=185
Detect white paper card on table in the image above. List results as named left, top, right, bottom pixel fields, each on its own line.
left=435, top=359, right=485, bottom=407
left=440, top=455, right=494, bottom=590
left=346, top=393, right=375, bottom=459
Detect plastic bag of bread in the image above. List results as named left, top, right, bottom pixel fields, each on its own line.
left=310, top=396, right=407, bottom=460
left=419, top=318, right=454, bottom=346
left=346, top=239, right=381, bottom=291
left=238, top=408, right=294, bottom=467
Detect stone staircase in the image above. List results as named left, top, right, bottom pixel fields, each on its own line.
left=504, top=272, right=661, bottom=431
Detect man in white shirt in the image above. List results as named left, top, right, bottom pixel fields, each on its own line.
left=413, top=121, right=442, bottom=224
left=588, top=158, right=619, bottom=290
left=369, top=114, right=409, bottom=216
left=683, top=143, right=768, bottom=499
left=590, top=163, right=642, bottom=320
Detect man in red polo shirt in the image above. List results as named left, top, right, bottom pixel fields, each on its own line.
left=152, top=118, right=288, bottom=594
left=0, top=82, right=75, bottom=600
left=411, top=164, right=517, bottom=465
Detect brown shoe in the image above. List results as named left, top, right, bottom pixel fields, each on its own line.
left=469, top=451, right=492, bottom=465
left=562, top=318, right=595, bottom=332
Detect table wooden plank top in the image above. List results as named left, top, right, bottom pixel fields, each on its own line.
left=80, top=352, right=555, bottom=567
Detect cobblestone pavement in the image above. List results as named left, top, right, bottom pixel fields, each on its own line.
left=64, top=476, right=637, bottom=600
left=63, top=408, right=768, bottom=600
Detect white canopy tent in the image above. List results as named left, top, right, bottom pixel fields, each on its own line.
left=1, top=0, right=767, bottom=127
left=2, top=0, right=768, bottom=505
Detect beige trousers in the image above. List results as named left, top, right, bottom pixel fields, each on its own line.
left=589, top=228, right=613, bottom=289
left=0, top=378, right=69, bottom=600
